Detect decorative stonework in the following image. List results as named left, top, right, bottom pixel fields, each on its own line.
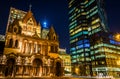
left=0, top=7, right=64, bottom=77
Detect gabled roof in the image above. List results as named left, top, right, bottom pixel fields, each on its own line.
left=32, top=31, right=40, bottom=38
left=49, top=26, right=56, bottom=34
left=22, top=10, right=37, bottom=26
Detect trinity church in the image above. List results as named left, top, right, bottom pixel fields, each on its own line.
left=0, top=7, right=64, bottom=77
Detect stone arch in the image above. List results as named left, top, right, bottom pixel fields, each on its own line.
left=4, top=58, right=16, bottom=77
left=33, top=58, right=42, bottom=67
left=53, top=34, right=56, bottom=40
left=23, top=39, right=28, bottom=53
left=32, top=58, right=43, bottom=76
left=55, top=61, right=62, bottom=76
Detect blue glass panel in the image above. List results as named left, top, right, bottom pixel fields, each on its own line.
left=84, top=43, right=90, bottom=47
left=83, top=31, right=88, bottom=34
left=78, top=45, right=84, bottom=48
left=110, top=40, right=115, bottom=44
left=110, top=40, right=120, bottom=45
left=71, top=47, right=76, bottom=51
left=77, top=40, right=83, bottom=45
left=84, top=39, right=89, bottom=43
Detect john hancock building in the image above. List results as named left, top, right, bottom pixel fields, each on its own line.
left=0, top=7, right=64, bottom=77
left=68, top=0, right=120, bottom=77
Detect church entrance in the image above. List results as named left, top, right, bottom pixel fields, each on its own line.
left=56, top=62, right=61, bottom=76
left=5, top=58, right=15, bottom=77
left=33, top=58, right=42, bottom=76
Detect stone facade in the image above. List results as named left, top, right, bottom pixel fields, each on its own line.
left=59, top=48, right=71, bottom=76
left=0, top=8, right=64, bottom=77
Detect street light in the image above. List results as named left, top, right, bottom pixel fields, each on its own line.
left=114, top=33, right=120, bottom=42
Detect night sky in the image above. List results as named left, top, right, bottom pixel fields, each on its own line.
left=0, top=0, right=120, bottom=53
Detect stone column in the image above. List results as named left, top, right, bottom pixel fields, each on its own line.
left=40, top=44, right=42, bottom=54
left=22, top=66, right=24, bottom=76
left=12, top=39, right=15, bottom=48
left=42, top=66, right=45, bottom=76
left=36, top=43, right=38, bottom=53
left=31, top=42, right=33, bottom=54
left=27, top=43, right=29, bottom=54
left=33, top=43, right=36, bottom=53
left=28, top=43, right=31, bottom=54
left=39, top=66, right=42, bottom=76
left=29, top=43, right=31, bottom=54
left=5, top=39, right=8, bottom=46
left=23, top=42, right=27, bottom=53
left=25, top=42, right=28, bottom=54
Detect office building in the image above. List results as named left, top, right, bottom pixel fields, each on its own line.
left=90, top=32, right=120, bottom=77
left=59, top=48, right=72, bottom=76
left=68, top=0, right=109, bottom=76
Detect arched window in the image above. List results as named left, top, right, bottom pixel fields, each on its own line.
left=28, top=43, right=31, bottom=54
left=54, top=36, right=56, bottom=40
left=9, top=39, right=13, bottom=47
left=15, top=40, right=18, bottom=48
left=38, top=44, right=41, bottom=54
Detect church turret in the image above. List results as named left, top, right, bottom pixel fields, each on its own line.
left=48, top=26, right=58, bottom=41
left=36, top=22, right=41, bottom=37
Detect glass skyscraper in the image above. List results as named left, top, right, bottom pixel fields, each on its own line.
left=68, top=0, right=109, bottom=76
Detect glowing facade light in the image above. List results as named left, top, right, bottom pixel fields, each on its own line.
left=43, top=22, right=47, bottom=28
left=44, top=22, right=46, bottom=25
left=114, top=33, right=120, bottom=42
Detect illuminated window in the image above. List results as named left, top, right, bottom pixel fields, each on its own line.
left=77, top=40, right=83, bottom=45
left=77, top=45, right=83, bottom=49
left=77, top=49, right=84, bottom=53
left=69, top=7, right=75, bottom=14
left=110, top=40, right=120, bottom=45
left=92, top=18, right=100, bottom=25
left=11, top=10, right=14, bottom=13
left=91, top=23, right=100, bottom=30
left=91, top=56, right=94, bottom=60
left=84, top=39, right=89, bottom=43
left=70, top=32, right=82, bottom=40
left=72, top=60, right=76, bottom=63
left=87, top=9, right=98, bottom=18
left=83, top=31, right=88, bottom=34
left=72, top=51, right=76, bottom=54
left=85, top=0, right=95, bottom=7
left=85, top=53, right=89, bottom=56
left=72, top=56, right=77, bottom=59
left=81, top=12, right=86, bottom=15
left=84, top=43, right=90, bottom=47
left=85, top=48, right=90, bottom=51
left=70, top=47, right=76, bottom=51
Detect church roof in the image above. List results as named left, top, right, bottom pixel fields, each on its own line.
left=32, top=31, right=40, bottom=38
left=22, top=10, right=37, bottom=26
left=49, top=26, right=56, bottom=34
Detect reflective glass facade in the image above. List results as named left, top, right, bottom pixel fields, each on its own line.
left=68, top=0, right=108, bottom=76
left=90, top=32, right=120, bottom=77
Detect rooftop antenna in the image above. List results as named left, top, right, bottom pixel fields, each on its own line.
left=43, top=16, right=47, bottom=28
left=29, top=4, right=32, bottom=11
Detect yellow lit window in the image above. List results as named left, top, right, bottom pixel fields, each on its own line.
left=92, top=18, right=100, bottom=25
